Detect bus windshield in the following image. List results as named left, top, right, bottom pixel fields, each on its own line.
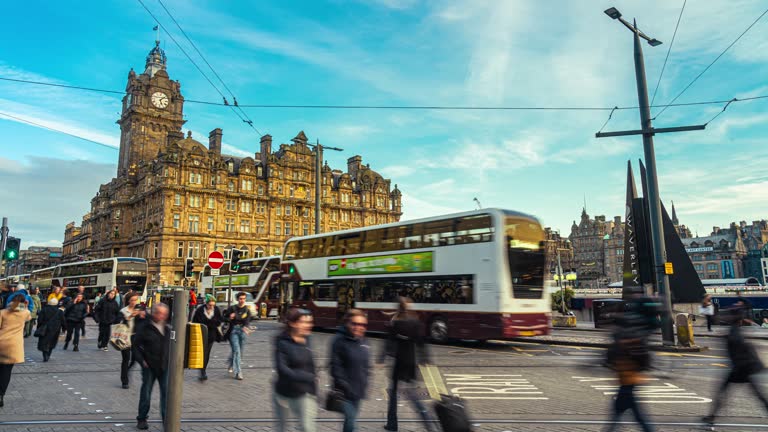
left=116, top=260, right=148, bottom=293
left=505, top=216, right=545, bottom=299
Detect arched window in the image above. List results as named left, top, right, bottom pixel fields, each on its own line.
left=240, top=245, right=249, bottom=258
left=255, top=246, right=264, bottom=258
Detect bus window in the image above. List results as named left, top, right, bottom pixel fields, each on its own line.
left=295, top=282, right=311, bottom=301
left=362, top=229, right=382, bottom=253
left=404, top=224, right=423, bottom=249
left=313, top=282, right=337, bottom=301
left=423, top=219, right=453, bottom=247
left=285, top=241, right=299, bottom=259
left=455, top=214, right=493, bottom=244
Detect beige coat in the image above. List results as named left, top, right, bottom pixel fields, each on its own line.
left=0, top=308, right=31, bottom=364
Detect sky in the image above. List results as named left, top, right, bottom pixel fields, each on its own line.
left=1, top=0, right=767, bottom=247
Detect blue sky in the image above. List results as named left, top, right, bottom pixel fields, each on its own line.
left=1, top=0, right=767, bottom=247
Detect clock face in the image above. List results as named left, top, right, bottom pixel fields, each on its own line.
left=151, top=92, right=169, bottom=109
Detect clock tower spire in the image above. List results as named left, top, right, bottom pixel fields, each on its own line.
left=116, top=39, right=185, bottom=176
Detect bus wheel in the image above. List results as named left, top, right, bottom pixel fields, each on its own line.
left=429, top=318, right=449, bottom=343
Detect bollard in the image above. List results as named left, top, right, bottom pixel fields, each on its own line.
left=260, top=302, right=267, bottom=319
left=675, top=313, right=694, bottom=347
left=165, top=289, right=188, bottom=432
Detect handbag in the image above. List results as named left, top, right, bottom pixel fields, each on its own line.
left=34, top=325, right=47, bottom=338
left=110, top=323, right=132, bottom=351
left=218, top=322, right=231, bottom=342
left=324, top=389, right=346, bottom=413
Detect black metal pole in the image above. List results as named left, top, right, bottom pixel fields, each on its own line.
left=165, top=289, right=188, bottom=431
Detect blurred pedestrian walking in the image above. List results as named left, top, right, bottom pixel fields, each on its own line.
left=119, top=292, right=145, bottom=389
left=604, top=334, right=654, bottom=432
left=700, top=294, right=715, bottom=332
left=703, top=305, right=768, bottom=427
left=133, top=303, right=170, bottom=430
left=0, top=292, right=31, bottom=407
left=36, top=297, right=65, bottom=362
left=94, top=290, right=120, bottom=351
left=381, top=297, right=435, bottom=432
left=26, top=288, right=42, bottom=338
left=63, top=293, right=87, bottom=351
left=224, top=292, right=253, bottom=380
left=47, top=285, right=63, bottom=304
left=273, top=308, right=317, bottom=432
left=330, top=309, right=371, bottom=432
left=191, top=294, right=222, bottom=381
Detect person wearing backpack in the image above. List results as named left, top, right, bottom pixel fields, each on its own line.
left=94, top=290, right=120, bottom=351
left=330, top=309, right=371, bottom=432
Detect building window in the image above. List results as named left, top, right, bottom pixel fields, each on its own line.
left=153, top=242, right=159, bottom=259
left=188, top=215, right=200, bottom=233
left=207, top=216, right=214, bottom=232
left=278, top=184, right=284, bottom=195
left=341, top=211, right=349, bottom=222
left=114, top=209, right=121, bottom=219
left=227, top=161, right=234, bottom=173
left=276, top=205, right=282, bottom=216
left=208, top=197, right=215, bottom=209
left=303, top=224, right=309, bottom=236
left=241, top=179, right=253, bottom=191
left=285, top=205, right=292, bottom=216
left=290, top=185, right=295, bottom=197
left=202, top=243, right=208, bottom=258
left=257, top=202, right=266, bottom=214
left=187, top=241, right=200, bottom=258
left=257, top=166, right=263, bottom=177
left=228, top=181, right=235, bottom=192
left=190, top=195, right=201, bottom=208
left=226, top=199, right=236, bottom=211
left=256, top=220, right=266, bottom=234
left=174, top=193, right=181, bottom=206
left=177, top=241, right=184, bottom=258
left=285, top=224, right=291, bottom=236
left=275, top=222, right=281, bottom=236
left=240, top=220, right=251, bottom=233
left=189, top=172, right=202, bottom=184
left=241, top=200, right=252, bottom=213
left=173, top=214, right=180, bottom=229
left=258, top=185, right=264, bottom=196
left=303, top=208, right=309, bottom=218
left=225, top=218, right=235, bottom=233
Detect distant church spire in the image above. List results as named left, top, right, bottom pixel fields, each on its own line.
left=671, top=201, right=679, bottom=226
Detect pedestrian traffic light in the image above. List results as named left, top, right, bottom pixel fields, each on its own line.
left=4, top=237, right=20, bottom=261
left=231, top=249, right=242, bottom=273
left=184, top=258, right=194, bottom=279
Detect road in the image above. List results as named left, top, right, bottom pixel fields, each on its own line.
left=1, top=321, right=767, bottom=431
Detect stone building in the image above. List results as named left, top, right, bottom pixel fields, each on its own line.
left=569, top=209, right=617, bottom=289
left=544, top=227, right=574, bottom=277
left=62, top=41, right=402, bottom=285
left=602, top=216, right=625, bottom=285
left=682, top=233, right=747, bottom=280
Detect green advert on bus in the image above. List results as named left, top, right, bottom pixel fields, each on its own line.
left=327, top=252, right=433, bottom=277
left=214, top=275, right=250, bottom=287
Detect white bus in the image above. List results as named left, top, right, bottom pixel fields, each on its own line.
left=280, top=208, right=551, bottom=342
left=30, top=266, right=56, bottom=293
left=51, top=257, right=148, bottom=305
left=199, top=256, right=282, bottom=315
left=0, top=274, right=30, bottom=291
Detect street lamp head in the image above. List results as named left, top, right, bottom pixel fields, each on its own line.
left=604, top=7, right=622, bottom=19
left=648, top=38, right=663, bottom=47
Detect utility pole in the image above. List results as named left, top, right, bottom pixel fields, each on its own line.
left=599, top=7, right=707, bottom=346
left=310, top=139, right=343, bottom=235
left=1, top=217, right=8, bottom=259
left=165, top=288, right=188, bottom=432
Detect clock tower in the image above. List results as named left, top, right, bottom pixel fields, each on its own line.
left=116, top=40, right=185, bottom=175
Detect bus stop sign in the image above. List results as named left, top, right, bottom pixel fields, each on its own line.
left=208, top=251, right=224, bottom=270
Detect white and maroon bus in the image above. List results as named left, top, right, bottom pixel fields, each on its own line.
left=280, top=208, right=551, bottom=342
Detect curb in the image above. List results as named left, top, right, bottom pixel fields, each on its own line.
left=510, top=337, right=710, bottom=352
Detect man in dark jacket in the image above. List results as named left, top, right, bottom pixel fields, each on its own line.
left=330, top=309, right=371, bottom=432
left=704, top=306, right=768, bottom=426
left=63, top=293, right=88, bottom=351
left=133, top=303, right=170, bottom=430
left=94, top=290, right=120, bottom=351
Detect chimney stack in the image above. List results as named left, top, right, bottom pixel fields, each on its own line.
left=208, top=128, right=222, bottom=155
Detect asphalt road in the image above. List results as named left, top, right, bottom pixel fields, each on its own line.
left=1, top=321, right=766, bottom=431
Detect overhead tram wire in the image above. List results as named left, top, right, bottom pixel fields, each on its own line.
left=653, top=6, right=768, bottom=121
left=0, top=111, right=118, bottom=150
left=2, top=76, right=768, bottom=110
left=135, top=0, right=262, bottom=136
left=154, top=0, right=262, bottom=136
left=650, top=0, right=686, bottom=107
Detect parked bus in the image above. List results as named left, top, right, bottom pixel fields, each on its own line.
left=51, top=257, right=148, bottom=305
left=280, top=208, right=551, bottom=342
left=199, top=256, right=281, bottom=316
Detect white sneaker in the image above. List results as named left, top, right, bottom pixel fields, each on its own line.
left=228, top=367, right=233, bottom=374
left=236, top=374, right=244, bottom=380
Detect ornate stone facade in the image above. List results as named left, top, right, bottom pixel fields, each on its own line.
left=602, top=216, right=625, bottom=285
left=62, top=41, right=403, bottom=285
left=569, top=209, right=619, bottom=289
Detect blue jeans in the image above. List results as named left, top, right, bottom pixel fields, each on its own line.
left=340, top=399, right=360, bottom=432
left=229, top=326, right=247, bottom=376
left=137, top=367, right=168, bottom=421
left=273, top=392, right=317, bottom=432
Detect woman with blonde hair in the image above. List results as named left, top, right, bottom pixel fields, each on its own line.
left=0, top=292, right=31, bottom=407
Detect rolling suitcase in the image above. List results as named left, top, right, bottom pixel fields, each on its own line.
left=434, top=394, right=472, bottom=432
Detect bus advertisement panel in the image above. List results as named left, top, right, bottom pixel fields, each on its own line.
left=327, top=252, right=434, bottom=277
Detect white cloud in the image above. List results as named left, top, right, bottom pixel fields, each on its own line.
left=400, top=192, right=465, bottom=220
left=380, top=164, right=416, bottom=178
left=368, top=0, right=418, bottom=10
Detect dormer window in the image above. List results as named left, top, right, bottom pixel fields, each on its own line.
left=227, top=161, right=234, bottom=173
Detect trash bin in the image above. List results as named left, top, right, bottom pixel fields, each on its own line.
left=676, top=313, right=695, bottom=347
left=260, top=302, right=267, bottom=319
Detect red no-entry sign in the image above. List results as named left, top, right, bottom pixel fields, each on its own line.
left=208, top=251, right=225, bottom=269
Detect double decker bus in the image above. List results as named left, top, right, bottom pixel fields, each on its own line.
left=30, top=266, right=56, bottom=293
left=199, top=256, right=281, bottom=315
left=280, top=208, right=551, bottom=342
left=51, top=258, right=148, bottom=305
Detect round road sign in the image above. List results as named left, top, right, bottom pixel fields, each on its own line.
left=208, top=251, right=225, bottom=269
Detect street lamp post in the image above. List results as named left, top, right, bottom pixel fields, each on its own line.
left=602, top=7, right=675, bottom=345
left=310, top=140, right=343, bottom=235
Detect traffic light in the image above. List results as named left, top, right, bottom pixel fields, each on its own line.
left=184, top=258, right=194, bottom=279
left=231, top=249, right=242, bottom=273
left=3, top=237, right=20, bottom=261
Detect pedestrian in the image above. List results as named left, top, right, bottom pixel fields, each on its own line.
left=604, top=334, right=654, bottom=432
left=59, top=288, right=72, bottom=309
left=189, top=288, right=198, bottom=318
left=36, top=297, right=66, bottom=362
left=94, top=291, right=103, bottom=306
left=762, top=317, right=768, bottom=329
left=700, top=294, right=715, bottom=332
left=47, top=285, right=63, bottom=304
left=94, top=290, right=120, bottom=351
left=120, top=292, right=145, bottom=389
left=63, top=293, right=87, bottom=351
left=703, top=305, right=768, bottom=427
left=273, top=308, right=317, bottom=432
left=76, top=286, right=89, bottom=337
left=381, top=297, right=434, bottom=432
left=191, top=294, right=222, bottom=381
left=0, top=292, right=31, bottom=408
left=330, top=309, right=371, bottom=432
left=224, top=292, right=253, bottom=380
left=113, top=287, right=122, bottom=308
left=25, top=287, right=42, bottom=338
left=133, top=303, right=170, bottom=430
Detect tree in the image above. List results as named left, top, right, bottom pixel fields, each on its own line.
left=551, top=288, right=575, bottom=313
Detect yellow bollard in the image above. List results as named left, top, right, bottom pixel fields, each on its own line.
left=185, top=323, right=207, bottom=369
left=675, top=313, right=695, bottom=347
